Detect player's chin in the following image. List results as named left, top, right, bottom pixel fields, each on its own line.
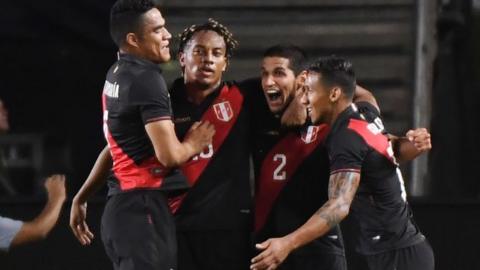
left=268, top=103, right=284, bottom=114
left=161, top=53, right=171, bottom=62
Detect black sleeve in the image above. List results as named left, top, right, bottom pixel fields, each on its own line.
left=129, top=70, right=172, bottom=124
left=355, top=101, right=381, bottom=119
left=327, top=127, right=369, bottom=175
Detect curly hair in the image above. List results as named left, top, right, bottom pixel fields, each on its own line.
left=177, top=18, right=238, bottom=59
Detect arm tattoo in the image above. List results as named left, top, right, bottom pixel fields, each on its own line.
left=315, top=172, right=360, bottom=228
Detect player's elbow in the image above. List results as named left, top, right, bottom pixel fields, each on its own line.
left=155, top=153, right=182, bottom=168
left=337, top=203, right=351, bottom=221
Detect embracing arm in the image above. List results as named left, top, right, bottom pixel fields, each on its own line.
left=70, top=145, right=111, bottom=245
left=353, top=85, right=380, bottom=113
left=145, top=120, right=215, bottom=168
left=389, top=128, right=432, bottom=163
left=251, top=171, right=360, bottom=270
left=73, top=145, right=111, bottom=204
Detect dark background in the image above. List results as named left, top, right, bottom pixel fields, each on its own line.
left=1, top=0, right=479, bottom=269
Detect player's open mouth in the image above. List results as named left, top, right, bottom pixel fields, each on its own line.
left=266, top=89, right=282, bottom=102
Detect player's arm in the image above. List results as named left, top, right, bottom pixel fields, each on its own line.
left=70, top=146, right=111, bottom=245
left=389, top=128, right=432, bottom=163
left=135, top=72, right=215, bottom=168
left=353, top=85, right=380, bottom=112
left=251, top=171, right=360, bottom=270
left=145, top=120, right=215, bottom=168
left=11, top=175, right=66, bottom=247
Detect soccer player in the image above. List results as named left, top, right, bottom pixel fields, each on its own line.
left=69, top=1, right=214, bottom=270
left=251, top=56, right=434, bottom=270
left=251, top=45, right=347, bottom=270
left=168, top=19, right=253, bottom=270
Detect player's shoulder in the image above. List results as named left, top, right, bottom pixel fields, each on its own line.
left=355, top=101, right=381, bottom=120
left=230, top=78, right=262, bottom=98
left=327, top=110, right=367, bottom=148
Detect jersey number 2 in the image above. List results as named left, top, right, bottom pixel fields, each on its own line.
left=273, top=154, right=287, bottom=180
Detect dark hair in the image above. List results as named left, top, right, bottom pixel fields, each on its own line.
left=307, top=55, right=356, bottom=98
left=109, top=0, right=158, bottom=47
left=263, top=45, right=308, bottom=75
left=178, top=18, right=238, bottom=59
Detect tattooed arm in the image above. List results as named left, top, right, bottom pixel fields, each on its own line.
left=250, top=171, right=360, bottom=270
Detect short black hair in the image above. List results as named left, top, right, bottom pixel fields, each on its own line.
left=307, top=55, right=356, bottom=98
left=178, top=18, right=238, bottom=59
left=109, top=0, right=159, bottom=47
left=263, top=45, right=308, bottom=75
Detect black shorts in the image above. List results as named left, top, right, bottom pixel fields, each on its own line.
left=279, top=251, right=347, bottom=270
left=364, top=240, right=434, bottom=270
left=176, top=230, right=251, bottom=270
left=101, top=190, right=177, bottom=270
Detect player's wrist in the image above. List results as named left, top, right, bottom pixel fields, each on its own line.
left=283, top=234, right=299, bottom=252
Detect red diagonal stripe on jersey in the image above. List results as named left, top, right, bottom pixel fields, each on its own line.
left=169, top=85, right=244, bottom=213
left=347, top=119, right=394, bottom=163
left=102, top=94, right=167, bottom=191
left=254, top=124, right=329, bottom=232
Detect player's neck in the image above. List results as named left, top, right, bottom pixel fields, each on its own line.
left=329, top=100, right=352, bottom=126
left=185, top=80, right=222, bottom=105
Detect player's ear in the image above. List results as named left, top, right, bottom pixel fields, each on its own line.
left=126, top=33, right=140, bottom=48
left=329, top=87, right=342, bottom=102
left=221, top=56, right=228, bottom=72
left=295, top=70, right=308, bottom=87
left=178, top=52, right=186, bottom=68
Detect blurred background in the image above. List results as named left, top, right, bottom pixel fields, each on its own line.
left=1, top=0, right=479, bottom=269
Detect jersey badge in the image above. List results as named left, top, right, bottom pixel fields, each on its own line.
left=213, top=101, right=233, bottom=122
left=301, top=126, right=320, bottom=144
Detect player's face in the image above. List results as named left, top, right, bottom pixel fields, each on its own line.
left=0, top=99, right=9, bottom=133
left=261, top=57, right=297, bottom=114
left=302, top=72, right=332, bottom=124
left=136, top=8, right=172, bottom=63
left=180, top=30, right=227, bottom=88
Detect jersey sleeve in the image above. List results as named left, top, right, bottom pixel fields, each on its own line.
left=328, top=127, right=369, bottom=175
left=129, top=70, right=172, bottom=124
left=355, top=101, right=381, bottom=119
left=0, top=216, right=23, bottom=251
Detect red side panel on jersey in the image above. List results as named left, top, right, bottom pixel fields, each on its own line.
left=347, top=118, right=394, bottom=163
left=254, top=125, right=329, bottom=232
left=169, top=85, right=244, bottom=213
left=102, top=94, right=167, bottom=190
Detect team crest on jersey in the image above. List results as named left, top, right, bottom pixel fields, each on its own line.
left=213, top=101, right=233, bottom=122
left=301, top=126, right=320, bottom=144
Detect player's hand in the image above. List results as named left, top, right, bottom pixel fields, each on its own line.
left=69, top=198, right=94, bottom=245
left=406, top=128, right=431, bottom=153
left=185, top=121, right=216, bottom=153
left=44, top=174, right=66, bottom=204
left=280, top=87, right=307, bottom=128
left=250, top=237, right=293, bottom=270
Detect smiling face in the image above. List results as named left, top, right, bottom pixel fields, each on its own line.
left=302, top=71, right=334, bottom=125
left=261, top=56, right=298, bottom=114
left=179, top=30, right=227, bottom=88
left=134, top=8, right=172, bottom=63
